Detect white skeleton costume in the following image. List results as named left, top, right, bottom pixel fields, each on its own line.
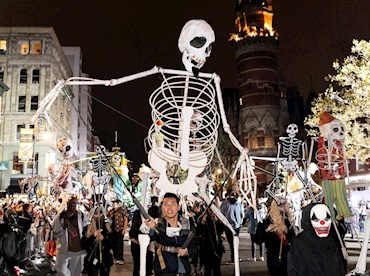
left=32, top=19, right=258, bottom=276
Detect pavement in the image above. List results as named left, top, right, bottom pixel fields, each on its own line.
left=110, top=228, right=370, bottom=276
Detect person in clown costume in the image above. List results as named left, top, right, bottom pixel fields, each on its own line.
left=111, top=151, right=132, bottom=203
left=317, top=111, right=351, bottom=219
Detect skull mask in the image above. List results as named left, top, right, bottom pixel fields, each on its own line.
left=178, top=19, right=215, bottom=73
left=310, top=204, right=331, bottom=238
left=95, top=145, right=106, bottom=156
left=112, top=153, right=121, bottom=168
left=57, top=137, right=73, bottom=160
left=286, top=124, right=298, bottom=138
left=328, top=119, right=346, bottom=142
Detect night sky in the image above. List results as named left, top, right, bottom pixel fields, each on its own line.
left=1, top=1, right=369, bottom=171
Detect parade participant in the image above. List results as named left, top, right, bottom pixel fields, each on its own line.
left=53, top=196, right=88, bottom=276
left=81, top=207, right=113, bottom=276
left=220, top=190, right=244, bottom=264
left=17, top=203, right=34, bottom=262
left=130, top=205, right=160, bottom=276
left=200, top=207, right=225, bottom=276
left=287, top=203, right=346, bottom=276
left=0, top=208, right=21, bottom=276
left=145, top=192, right=196, bottom=276
left=107, top=199, right=128, bottom=265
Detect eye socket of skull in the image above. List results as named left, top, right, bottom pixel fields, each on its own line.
left=190, top=37, right=207, bottom=48
left=66, top=145, right=71, bottom=152
left=333, top=127, right=339, bottom=132
left=205, top=42, right=213, bottom=54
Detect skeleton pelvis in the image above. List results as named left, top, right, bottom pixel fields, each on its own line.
left=148, top=146, right=207, bottom=195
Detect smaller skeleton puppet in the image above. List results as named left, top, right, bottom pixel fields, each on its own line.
left=49, top=137, right=82, bottom=195
left=316, top=112, right=351, bottom=219
left=287, top=203, right=346, bottom=276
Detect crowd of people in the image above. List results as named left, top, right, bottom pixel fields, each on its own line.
left=0, top=188, right=359, bottom=276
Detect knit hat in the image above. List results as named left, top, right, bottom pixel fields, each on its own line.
left=319, top=111, right=335, bottom=126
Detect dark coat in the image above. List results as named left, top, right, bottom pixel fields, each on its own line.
left=0, top=222, right=21, bottom=276
left=287, top=203, right=346, bottom=276
left=149, top=217, right=196, bottom=275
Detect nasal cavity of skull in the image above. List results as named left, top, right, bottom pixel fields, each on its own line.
left=190, top=37, right=207, bottom=48
left=205, top=43, right=213, bottom=54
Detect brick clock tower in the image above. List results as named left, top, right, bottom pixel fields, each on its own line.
left=229, top=0, right=289, bottom=186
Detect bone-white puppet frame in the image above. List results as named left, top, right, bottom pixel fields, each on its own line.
left=32, top=66, right=257, bottom=276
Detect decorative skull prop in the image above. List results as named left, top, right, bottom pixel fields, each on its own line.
left=310, top=204, right=331, bottom=238
left=286, top=124, right=298, bottom=138
left=57, top=137, right=73, bottom=160
left=95, top=145, right=106, bottom=155
left=178, top=19, right=215, bottom=73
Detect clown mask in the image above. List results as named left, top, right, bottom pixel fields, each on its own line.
left=310, top=204, right=331, bottom=238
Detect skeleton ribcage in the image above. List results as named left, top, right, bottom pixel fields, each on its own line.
left=280, top=138, right=302, bottom=160
left=147, top=75, right=220, bottom=167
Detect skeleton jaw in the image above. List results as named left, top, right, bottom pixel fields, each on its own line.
left=182, top=51, right=205, bottom=72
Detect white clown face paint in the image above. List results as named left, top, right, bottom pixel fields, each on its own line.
left=310, top=204, right=332, bottom=238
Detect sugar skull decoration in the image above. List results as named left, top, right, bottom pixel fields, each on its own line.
left=57, top=137, right=74, bottom=160
left=178, top=19, right=215, bottom=73
left=310, top=203, right=331, bottom=238
left=317, top=111, right=351, bottom=219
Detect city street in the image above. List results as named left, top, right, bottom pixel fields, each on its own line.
left=110, top=228, right=370, bottom=276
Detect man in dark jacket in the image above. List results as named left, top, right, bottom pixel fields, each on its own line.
left=145, top=192, right=196, bottom=276
left=0, top=208, right=21, bottom=276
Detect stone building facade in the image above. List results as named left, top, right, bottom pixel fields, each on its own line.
left=0, top=27, right=92, bottom=191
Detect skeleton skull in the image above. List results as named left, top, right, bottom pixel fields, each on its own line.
left=57, top=137, right=73, bottom=160
left=328, top=119, right=346, bottom=141
left=310, top=204, right=331, bottom=238
left=95, top=145, right=106, bottom=155
left=286, top=124, right=298, bottom=138
left=178, top=19, right=215, bottom=73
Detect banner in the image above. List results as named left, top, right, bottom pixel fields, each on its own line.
left=18, top=128, right=34, bottom=161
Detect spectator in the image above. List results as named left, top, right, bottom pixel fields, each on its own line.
left=107, top=199, right=128, bottom=265
left=0, top=208, right=21, bottom=276
left=220, top=190, right=244, bottom=264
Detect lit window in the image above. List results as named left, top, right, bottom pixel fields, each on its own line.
left=20, top=69, right=27, bottom=84
left=31, top=40, right=42, bottom=55
left=18, top=96, right=26, bottom=112
left=265, top=136, right=274, bottom=148
left=30, top=96, right=38, bottom=110
left=32, top=69, right=40, bottom=83
left=21, top=41, right=29, bottom=55
left=0, top=40, right=6, bottom=54
left=250, top=137, right=258, bottom=149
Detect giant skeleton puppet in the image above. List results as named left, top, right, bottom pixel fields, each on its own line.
left=316, top=111, right=351, bottom=219
left=32, top=19, right=257, bottom=276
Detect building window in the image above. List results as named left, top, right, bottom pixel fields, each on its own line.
left=0, top=39, right=6, bottom=54
left=21, top=41, right=30, bottom=55
left=265, top=136, right=274, bottom=148
left=18, top=96, right=26, bottom=112
left=20, top=69, right=27, bottom=84
left=257, top=136, right=265, bottom=148
left=31, top=40, right=42, bottom=55
left=16, top=124, right=23, bottom=140
left=32, top=69, right=40, bottom=83
left=0, top=70, right=3, bottom=81
left=30, top=96, right=38, bottom=110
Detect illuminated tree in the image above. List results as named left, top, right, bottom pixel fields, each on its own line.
left=305, top=39, right=370, bottom=161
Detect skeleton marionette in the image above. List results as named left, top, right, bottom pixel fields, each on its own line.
left=316, top=112, right=351, bottom=219
left=49, top=137, right=81, bottom=195
left=33, top=20, right=258, bottom=276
